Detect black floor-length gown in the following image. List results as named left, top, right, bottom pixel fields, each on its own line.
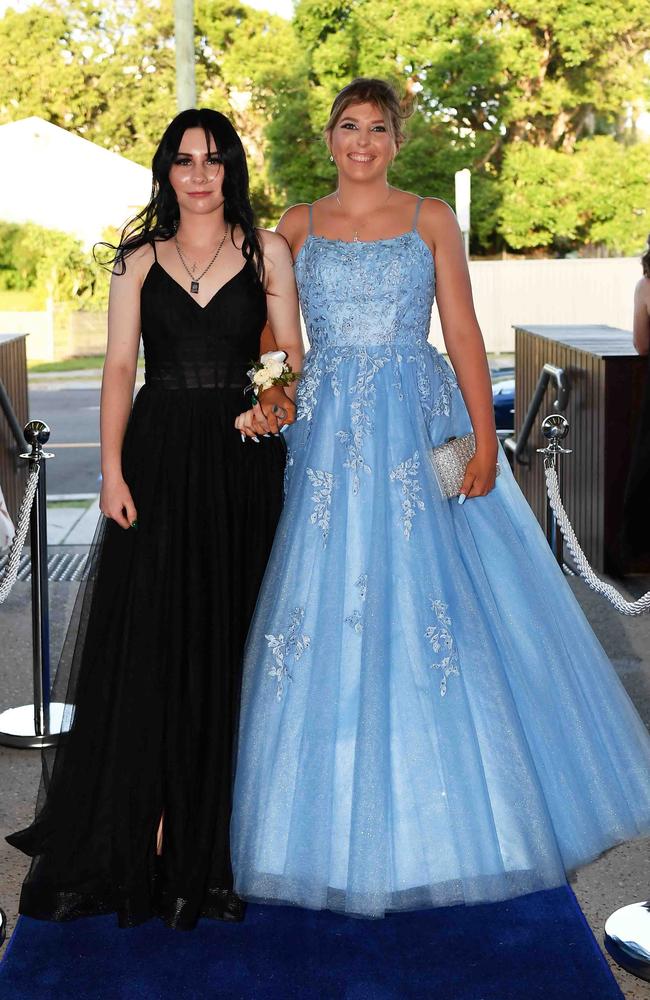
left=7, top=245, right=285, bottom=930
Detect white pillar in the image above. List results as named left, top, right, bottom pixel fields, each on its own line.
left=454, top=168, right=471, bottom=258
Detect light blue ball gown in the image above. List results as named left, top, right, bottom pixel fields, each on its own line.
left=231, top=199, right=650, bottom=918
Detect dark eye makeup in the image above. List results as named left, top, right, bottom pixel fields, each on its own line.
left=174, top=154, right=222, bottom=166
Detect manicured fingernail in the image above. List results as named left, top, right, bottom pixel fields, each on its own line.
left=252, top=435, right=260, bottom=443
left=263, top=433, right=271, bottom=438
left=274, top=433, right=281, bottom=437
left=131, top=520, right=138, bottom=530
left=240, top=433, right=246, bottom=443
left=458, top=493, right=466, bottom=506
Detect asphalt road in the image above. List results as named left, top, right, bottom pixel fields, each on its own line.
left=29, top=387, right=101, bottom=496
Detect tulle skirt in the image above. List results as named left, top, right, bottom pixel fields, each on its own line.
left=8, top=385, right=285, bottom=929
left=231, top=343, right=650, bottom=918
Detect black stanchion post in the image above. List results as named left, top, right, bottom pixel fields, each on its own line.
left=29, top=424, right=51, bottom=738
left=0, top=420, right=72, bottom=749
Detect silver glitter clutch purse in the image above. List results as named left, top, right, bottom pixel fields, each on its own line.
left=431, top=432, right=500, bottom=499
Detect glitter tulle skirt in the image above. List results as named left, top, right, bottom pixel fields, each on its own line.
left=231, top=341, right=650, bottom=918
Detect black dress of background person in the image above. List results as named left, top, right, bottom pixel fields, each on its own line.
left=622, top=237, right=650, bottom=562
left=7, top=109, right=301, bottom=930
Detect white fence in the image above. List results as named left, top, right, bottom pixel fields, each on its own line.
left=429, top=256, right=639, bottom=352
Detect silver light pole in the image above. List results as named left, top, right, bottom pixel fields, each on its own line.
left=175, top=0, right=196, bottom=111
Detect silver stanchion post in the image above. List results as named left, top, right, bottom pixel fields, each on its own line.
left=0, top=420, right=72, bottom=749
left=537, top=414, right=571, bottom=567
left=605, top=902, right=650, bottom=982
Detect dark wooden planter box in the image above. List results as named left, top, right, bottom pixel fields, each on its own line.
left=512, top=325, right=649, bottom=575
left=0, top=334, right=28, bottom=524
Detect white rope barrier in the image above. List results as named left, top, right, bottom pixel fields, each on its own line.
left=0, top=465, right=40, bottom=604
left=545, top=464, right=650, bottom=615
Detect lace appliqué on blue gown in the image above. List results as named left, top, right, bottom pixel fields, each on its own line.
left=389, top=451, right=425, bottom=538
left=266, top=607, right=310, bottom=700
left=306, top=468, right=334, bottom=546
left=425, top=598, right=460, bottom=696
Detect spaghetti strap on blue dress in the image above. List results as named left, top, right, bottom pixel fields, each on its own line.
left=231, top=199, right=650, bottom=918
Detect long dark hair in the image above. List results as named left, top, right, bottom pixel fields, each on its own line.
left=98, top=108, right=265, bottom=284
left=642, top=234, right=650, bottom=279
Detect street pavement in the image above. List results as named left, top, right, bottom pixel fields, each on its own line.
left=28, top=369, right=144, bottom=497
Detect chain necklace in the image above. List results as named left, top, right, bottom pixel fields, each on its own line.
left=174, top=226, right=229, bottom=294
left=335, top=187, right=393, bottom=242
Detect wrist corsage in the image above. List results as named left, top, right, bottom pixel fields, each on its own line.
left=246, top=350, right=300, bottom=406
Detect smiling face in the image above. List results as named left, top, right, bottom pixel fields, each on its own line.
left=168, top=127, right=224, bottom=216
left=328, top=101, right=397, bottom=182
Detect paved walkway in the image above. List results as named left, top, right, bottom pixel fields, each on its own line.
left=47, top=497, right=100, bottom=545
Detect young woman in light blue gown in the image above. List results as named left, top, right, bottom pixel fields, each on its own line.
left=231, top=77, right=650, bottom=918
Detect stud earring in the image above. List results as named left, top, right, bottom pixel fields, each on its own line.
left=329, top=154, right=334, bottom=163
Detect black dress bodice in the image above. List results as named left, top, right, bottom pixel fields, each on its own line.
left=141, top=255, right=266, bottom=391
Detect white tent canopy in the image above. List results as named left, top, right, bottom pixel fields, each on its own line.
left=0, top=116, right=152, bottom=247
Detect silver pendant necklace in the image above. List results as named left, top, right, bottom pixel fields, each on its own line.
left=335, top=187, right=393, bottom=242
left=175, top=226, right=229, bottom=294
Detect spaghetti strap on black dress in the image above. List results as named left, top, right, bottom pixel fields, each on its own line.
left=7, top=247, right=285, bottom=930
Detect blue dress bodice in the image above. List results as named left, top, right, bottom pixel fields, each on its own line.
left=294, top=230, right=435, bottom=351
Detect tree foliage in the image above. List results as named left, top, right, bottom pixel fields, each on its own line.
left=0, top=0, right=648, bottom=258
left=0, top=222, right=110, bottom=307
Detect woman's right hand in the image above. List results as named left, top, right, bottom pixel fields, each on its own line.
left=257, top=386, right=297, bottom=433
left=100, top=475, right=138, bottom=530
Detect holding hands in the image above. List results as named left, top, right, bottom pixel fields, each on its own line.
left=235, top=385, right=296, bottom=441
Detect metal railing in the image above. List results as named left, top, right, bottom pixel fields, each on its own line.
left=504, top=364, right=570, bottom=465
left=0, top=376, right=24, bottom=459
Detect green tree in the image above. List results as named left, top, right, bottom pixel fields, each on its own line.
left=260, top=0, right=650, bottom=252
left=0, top=221, right=110, bottom=306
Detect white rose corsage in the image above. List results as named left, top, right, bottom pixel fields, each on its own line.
left=246, top=350, right=300, bottom=406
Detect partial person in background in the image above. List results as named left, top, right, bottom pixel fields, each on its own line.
left=7, top=108, right=302, bottom=930
left=621, top=236, right=650, bottom=562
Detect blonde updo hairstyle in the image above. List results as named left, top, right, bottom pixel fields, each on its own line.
left=324, top=77, right=412, bottom=155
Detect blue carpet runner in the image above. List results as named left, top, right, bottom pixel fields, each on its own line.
left=0, top=886, right=623, bottom=999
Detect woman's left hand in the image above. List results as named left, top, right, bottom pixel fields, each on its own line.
left=458, top=445, right=498, bottom=503
left=234, top=404, right=272, bottom=441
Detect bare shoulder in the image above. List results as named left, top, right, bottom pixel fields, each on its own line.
left=112, top=242, right=156, bottom=286
left=276, top=203, right=310, bottom=242
left=418, top=197, right=458, bottom=231
left=257, top=227, right=293, bottom=265
left=634, top=276, right=650, bottom=310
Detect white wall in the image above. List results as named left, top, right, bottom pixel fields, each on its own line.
left=0, top=117, right=151, bottom=248
left=429, top=257, right=639, bottom=352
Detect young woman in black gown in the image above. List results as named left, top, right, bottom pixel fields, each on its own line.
left=7, top=109, right=303, bottom=930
